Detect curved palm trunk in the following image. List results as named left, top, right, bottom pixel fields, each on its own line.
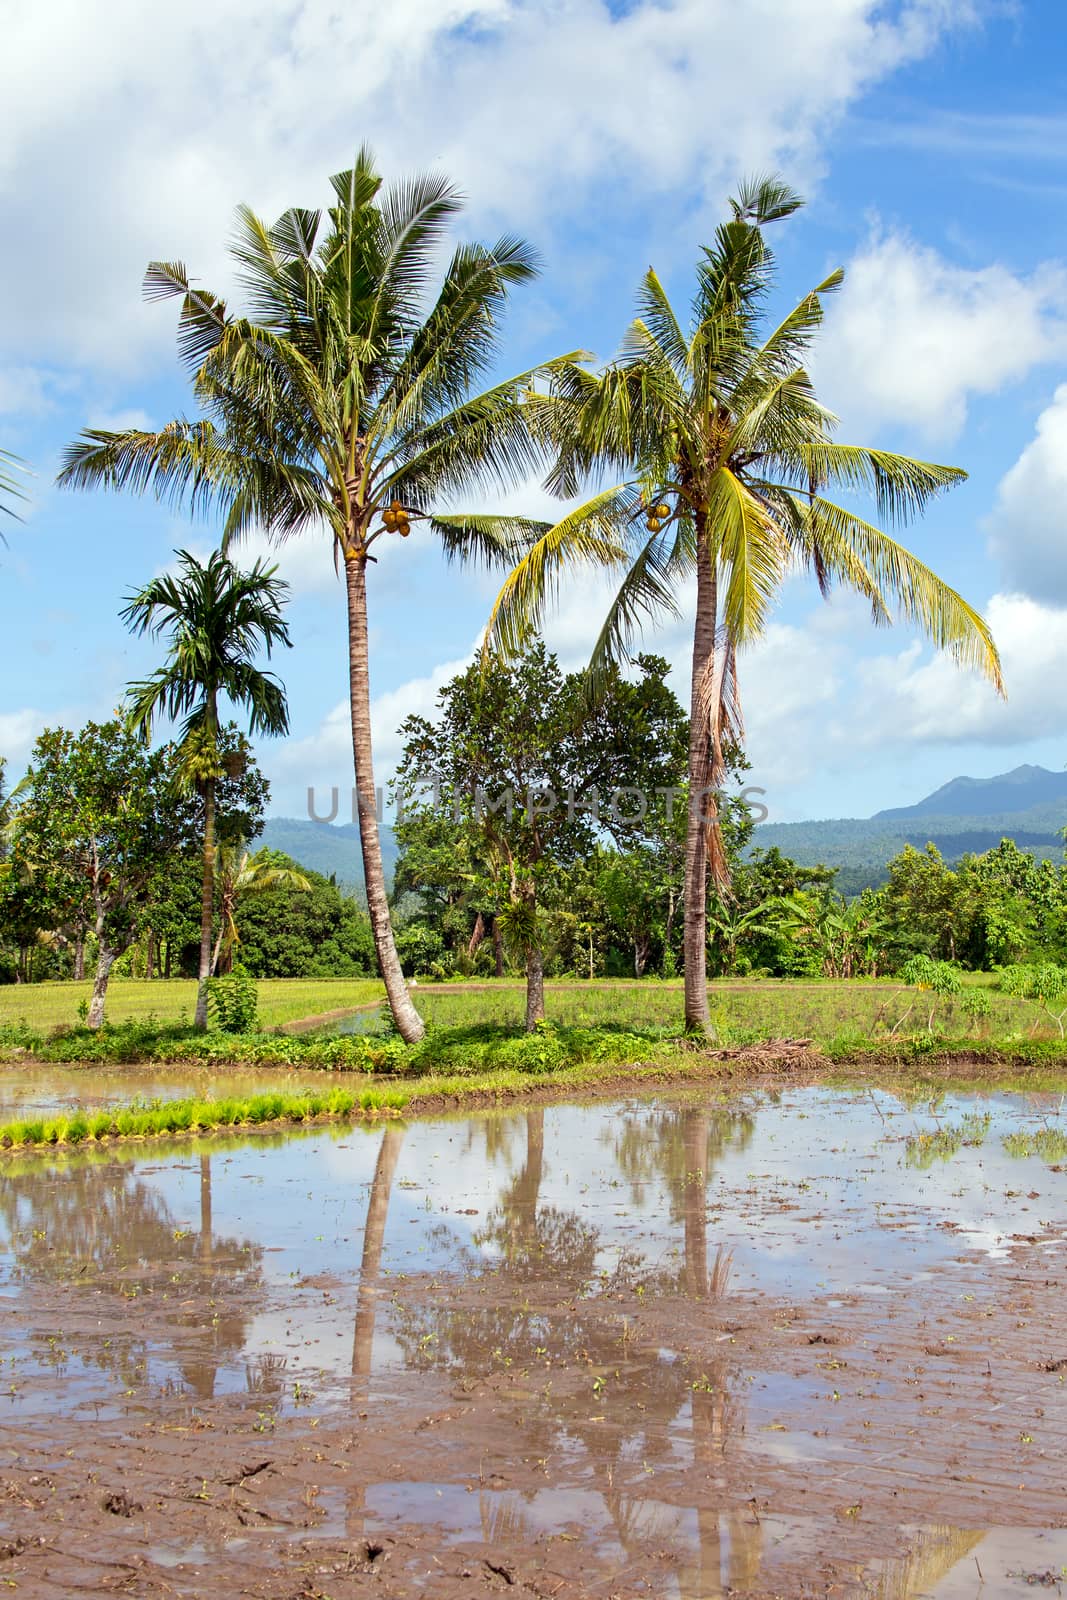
left=345, top=556, right=425, bottom=1043
left=194, top=775, right=215, bottom=1030
left=683, top=523, right=718, bottom=1032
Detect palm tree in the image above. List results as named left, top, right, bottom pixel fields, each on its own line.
left=58, top=150, right=573, bottom=1043
left=120, top=548, right=292, bottom=1028
left=0, top=447, right=28, bottom=534
left=486, top=176, right=1003, bottom=1032
left=209, top=842, right=311, bottom=974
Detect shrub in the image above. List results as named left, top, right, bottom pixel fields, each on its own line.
left=900, top=955, right=961, bottom=994
left=207, top=967, right=259, bottom=1033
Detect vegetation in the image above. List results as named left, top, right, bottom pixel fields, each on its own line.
left=3, top=723, right=194, bottom=1025
left=209, top=842, right=311, bottom=974
left=120, top=547, right=292, bottom=1027
left=0, top=976, right=383, bottom=1032
left=485, top=176, right=1001, bottom=1033
left=394, top=647, right=695, bottom=1028
left=2, top=160, right=1059, bottom=1062
left=0, top=446, right=29, bottom=529
left=59, top=149, right=577, bottom=1044
left=0, top=1083, right=409, bottom=1151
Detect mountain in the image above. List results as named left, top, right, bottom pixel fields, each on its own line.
left=258, top=817, right=398, bottom=893
left=751, top=765, right=1067, bottom=894
left=874, top=764, right=1067, bottom=821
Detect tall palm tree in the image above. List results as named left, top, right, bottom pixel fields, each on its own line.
left=58, top=151, right=574, bottom=1043
left=209, top=841, right=311, bottom=974
left=486, top=176, right=1003, bottom=1032
left=120, top=548, right=292, bottom=1028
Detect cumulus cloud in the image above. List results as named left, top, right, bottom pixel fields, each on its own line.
left=986, top=385, right=1067, bottom=603
left=0, top=0, right=979, bottom=372
left=815, top=230, right=1067, bottom=441
left=852, top=592, right=1067, bottom=746
left=266, top=651, right=475, bottom=815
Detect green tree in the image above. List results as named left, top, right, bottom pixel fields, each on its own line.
left=7, top=723, right=193, bottom=1024
left=209, top=842, right=311, bottom=974
left=234, top=854, right=375, bottom=978
left=876, top=844, right=967, bottom=966
left=395, top=646, right=690, bottom=1023
left=59, top=150, right=572, bottom=1043
left=119, top=549, right=291, bottom=1027
left=486, top=176, right=1002, bottom=1032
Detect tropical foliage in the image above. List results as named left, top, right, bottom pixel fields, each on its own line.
left=120, top=548, right=291, bottom=1025
left=58, top=148, right=576, bottom=1041
left=485, top=176, right=1002, bottom=1030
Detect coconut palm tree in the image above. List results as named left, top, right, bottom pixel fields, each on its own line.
left=58, top=150, right=572, bottom=1043
left=486, top=176, right=1003, bottom=1032
left=0, top=447, right=28, bottom=534
left=120, top=548, right=292, bottom=1028
left=209, top=842, right=311, bottom=974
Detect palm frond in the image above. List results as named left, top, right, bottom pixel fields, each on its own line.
left=586, top=527, right=685, bottom=689
left=0, top=447, right=30, bottom=527
left=483, top=486, right=638, bottom=657
left=803, top=495, right=1003, bottom=687
left=706, top=467, right=787, bottom=642
left=799, top=443, right=967, bottom=526
left=429, top=513, right=551, bottom=569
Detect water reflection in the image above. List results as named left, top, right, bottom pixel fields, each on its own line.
left=0, top=1152, right=263, bottom=1403
left=1, top=1085, right=1066, bottom=1596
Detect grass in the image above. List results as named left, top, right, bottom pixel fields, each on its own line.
left=0, top=1083, right=409, bottom=1151
left=0, top=977, right=384, bottom=1032
left=1002, top=1127, right=1067, bottom=1162
left=413, top=978, right=1053, bottom=1042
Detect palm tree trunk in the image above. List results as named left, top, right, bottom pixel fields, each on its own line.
left=683, top=521, right=717, bottom=1032
left=345, top=556, right=425, bottom=1043
left=682, top=1110, right=709, bottom=1298
left=352, top=1125, right=405, bottom=1382
left=194, top=776, right=215, bottom=1030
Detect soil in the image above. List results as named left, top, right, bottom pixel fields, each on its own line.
left=2, top=1086, right=1066, bottom=1597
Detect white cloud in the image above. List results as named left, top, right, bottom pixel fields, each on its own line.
left=267, top=650, right=475, bottom=815
left=0, top=365, right=76, bottom=417
left=853, top=592, right=1067, bottom=746
left=0, top=0, right=979, bottom=372
left=816, top=230, right=1067, bottom=441
left=986, top=385, right=1067, bottom=603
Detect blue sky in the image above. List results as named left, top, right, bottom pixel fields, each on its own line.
left=3, top=0, right=1067, bottom=825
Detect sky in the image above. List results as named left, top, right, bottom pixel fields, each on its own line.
left=3, top=0, right=1067, bottom=826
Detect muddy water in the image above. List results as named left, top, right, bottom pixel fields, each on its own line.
left=0, top=1083, right=1066, bottom=1597
left=0, top=1061, right=356, bottom=1118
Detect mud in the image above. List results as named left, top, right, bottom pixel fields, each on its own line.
left=1, top=1085, right=1066, bottom=1598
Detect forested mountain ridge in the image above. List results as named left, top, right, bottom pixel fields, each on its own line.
left=752, top=767, right=1067, bottom=894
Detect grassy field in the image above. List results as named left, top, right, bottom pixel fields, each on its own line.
left=413, top=978, right=1056, bottom=1040
left=0, top=977, right=384, bottom=1032
left=0, top=974, right=1057, bottom=1043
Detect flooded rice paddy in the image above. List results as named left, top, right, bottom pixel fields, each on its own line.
left=0, top=1076, right=1065, bottom=1597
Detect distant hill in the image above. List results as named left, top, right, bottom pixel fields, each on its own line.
left=258, top=817, right=398, bottom=893
left=875, top=764, right=1067, bottom=821
left=752, top=765, right=1067, bottom=894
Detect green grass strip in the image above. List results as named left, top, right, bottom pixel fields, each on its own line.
left=0, top=1084, right=409, bottom=1152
